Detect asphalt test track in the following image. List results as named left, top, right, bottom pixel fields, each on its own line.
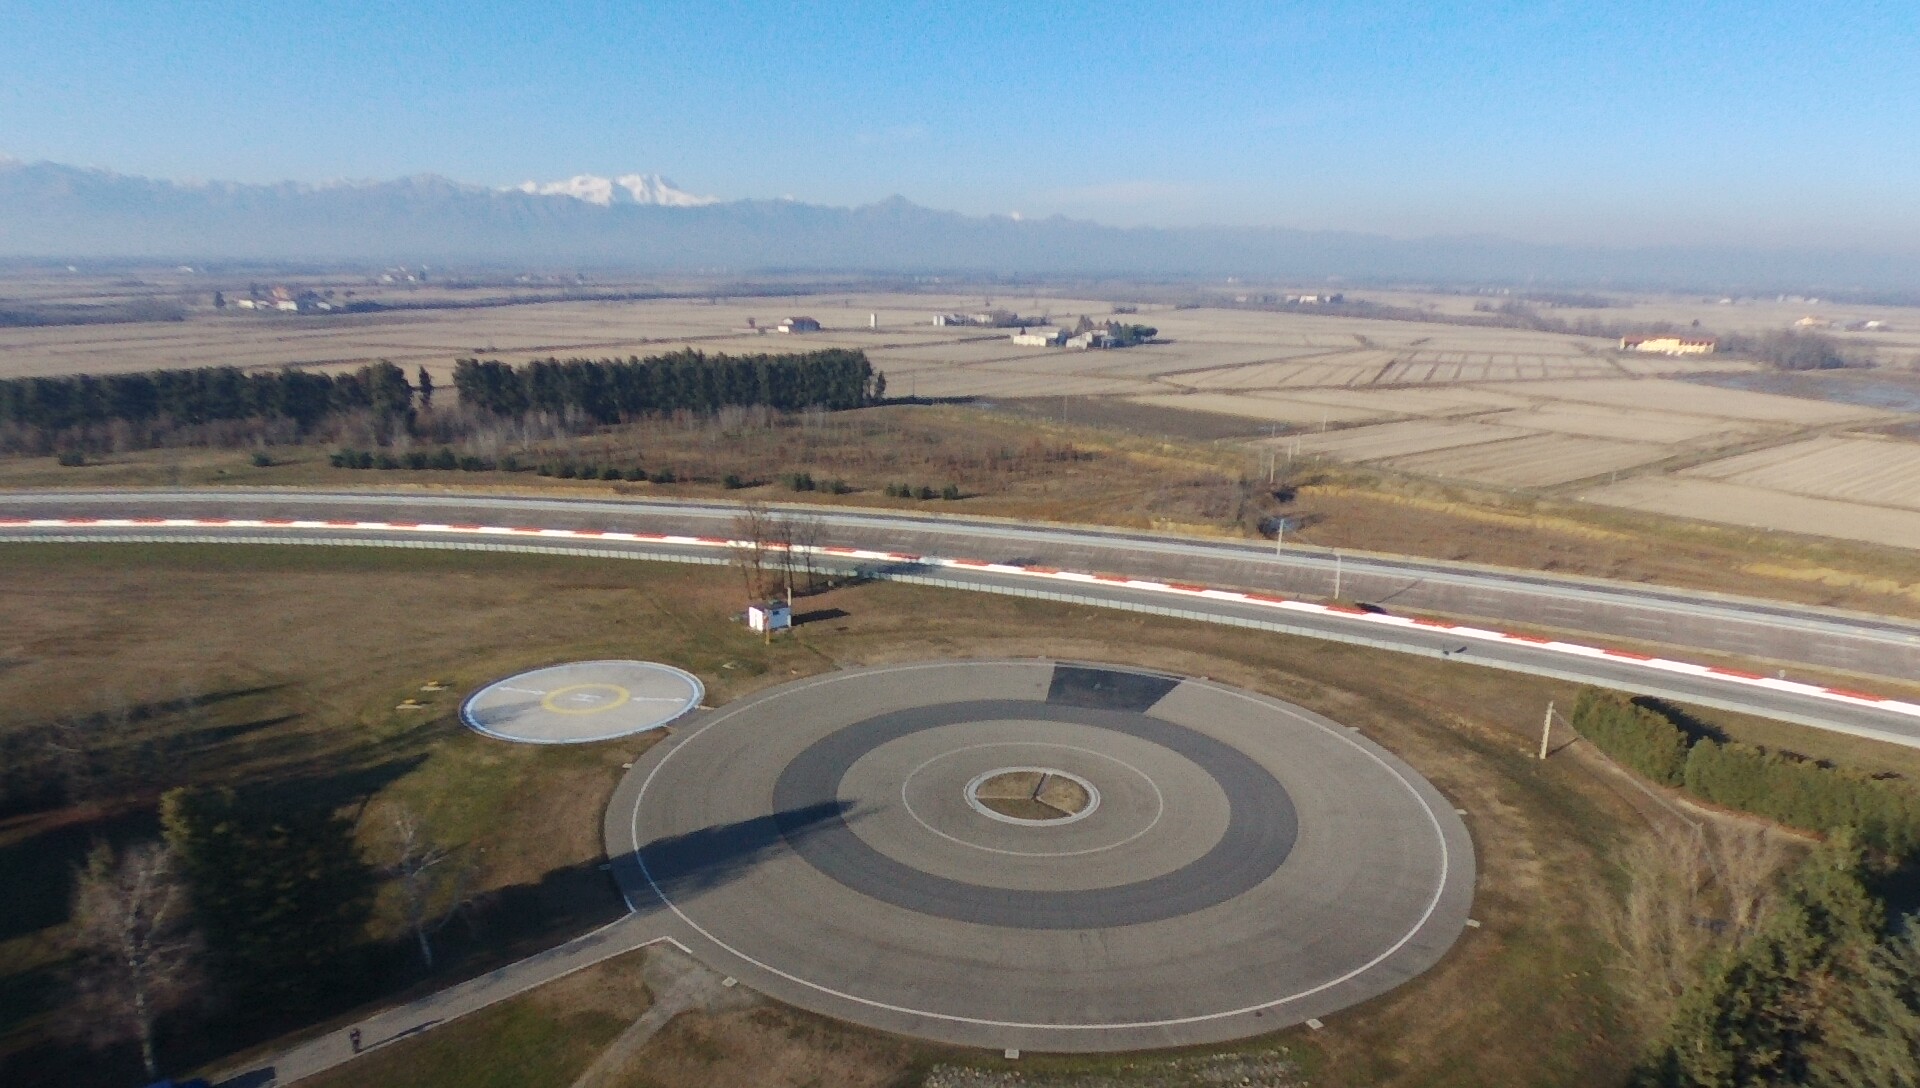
left=607, top=660, right=1476, bottom=1052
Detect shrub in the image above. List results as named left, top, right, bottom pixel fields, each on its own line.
left=430, top=447, right=459, bottom=471
left=1569, top=688, right=1689, bottom=786
left=826, top=478, right=851, bottom=494
left=600, top=465, right=622, bottom=481
left=624, top=465, right=648, bottom=482
left=404, top=451, right=430, bottom=470
left=941, top=483, right=961, bottom=500
left=556, top=462, right=577, bottom=479
left=459, top=455, right=491, bottom=471
left=373, top=453, right=400, bottom=470
left=56, top=450, right=85, bottom=467
left=1684, top=739, right=1920, bottom=853
left=723, top=473, right=747, bottom=489
left=914, top=485, right=936, bottom=500
left=652, top=469, right=676, bottom=484
left=250, top=451, right=273, bottom=468
left=500, top=454, right=522, bottom=472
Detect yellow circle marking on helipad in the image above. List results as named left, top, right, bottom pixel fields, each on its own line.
left=541, top=683, right=633, bottom=715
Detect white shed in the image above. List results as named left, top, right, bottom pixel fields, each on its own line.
left=747, top=601, right=793, bottom=633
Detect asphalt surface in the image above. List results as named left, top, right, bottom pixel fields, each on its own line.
left=608, top=661, right=1474, bottom=1052
left=6, top=488, right=1918, bottom=682
left=5, top=489, right=1919, bottom=748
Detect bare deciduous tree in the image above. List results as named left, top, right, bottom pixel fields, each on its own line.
left=46, top=713, right=98, bottom=807
left=1602, top=827, right=1712, bottom=1031
left=785, top=513, right=827, bottom=596
left=1708, top=823, right=1788, bottom=940
left=387, top=806, right=472, bottom=969
left=730, top=501, right=775, bottom=606
left=65, top=841, right=203, bottom=1080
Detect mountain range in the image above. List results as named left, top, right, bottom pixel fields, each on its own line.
left=0, top=159, right=1913, bottom=293
left=510, top=173, right=717, bottom=207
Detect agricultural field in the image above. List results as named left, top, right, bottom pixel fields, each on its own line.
left=1680, top=435, right=1920, bottom=511
left=1580, top=477, right=1920, bottom=553
left=9, top=271, right=1920, bottom=551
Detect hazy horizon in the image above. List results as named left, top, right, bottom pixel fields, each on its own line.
left=3, top=1, right=1917, bottom=254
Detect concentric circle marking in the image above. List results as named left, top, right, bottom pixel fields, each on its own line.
left=462, top=660, right=702, bottom=744
left=898, top=741, right=1165, bottom=858
left=767, top=698, right=1296, bottom=928
left=616, top=659, right=1476, bottom=1052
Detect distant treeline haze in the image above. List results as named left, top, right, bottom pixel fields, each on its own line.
left=0, top=348, right=884, bottom=455
left=451, top=349, right=883, bottom=419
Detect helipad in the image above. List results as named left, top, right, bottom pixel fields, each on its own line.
left=461, top=660, right=704, bottom=744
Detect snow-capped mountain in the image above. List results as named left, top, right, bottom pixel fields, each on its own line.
left=512, top=173, right=717, bottom=207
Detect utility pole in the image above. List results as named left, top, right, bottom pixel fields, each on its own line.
left=1332, top=551, right=1342, bottom=600
left=1538, top=701, right=1555, bottom=760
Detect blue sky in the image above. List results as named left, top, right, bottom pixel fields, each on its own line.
left=2, top=1, right=1916, bottom=248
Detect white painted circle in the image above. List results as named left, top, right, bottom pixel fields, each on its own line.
left=461, top=660, right=703, bottom=744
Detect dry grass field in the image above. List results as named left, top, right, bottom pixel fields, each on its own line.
left=6, top=541, right=1835, bottom=1088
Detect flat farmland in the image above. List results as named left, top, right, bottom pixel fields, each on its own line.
left=1481, top=378, right=1890, bottom=425
left=1384, top=433, right=1669, bottom=487
left=1126, top=392, right=1397, bottom=426
left=1281, top=418, right=1535, bottom=460
left=1683, top=435, right=1920, bottom=511
left=1480, top=403, right=1767, bottom=446
left=1584, top=477, right=1920, bottom=552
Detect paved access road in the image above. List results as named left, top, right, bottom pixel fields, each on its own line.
left=4, top=489, right=1919, bottom=747
left=7, top=488, right=1918, bottom=682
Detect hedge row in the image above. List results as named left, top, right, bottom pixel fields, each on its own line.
left=1568, top=688, right=1689, bottom=786
left=1571, top=688, right=1920, bottom=853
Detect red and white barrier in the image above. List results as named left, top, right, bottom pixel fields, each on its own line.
left=6, top=515, right=1917, bottom=721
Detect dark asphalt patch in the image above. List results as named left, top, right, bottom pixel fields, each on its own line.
left=1046, top=665, right=1182, bottom=712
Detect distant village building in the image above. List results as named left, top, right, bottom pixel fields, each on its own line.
left=1066, top=330, right=1113, bottom=349
left=1794, top=315, right=1833, bottom=329
left=933, top=309, right=1026, bottom=328
left=776, top=316, right=821, bottom=333
left=1010, top=327, right=1067, bottom=347
left=1620, top=335, right=1717, bottom=356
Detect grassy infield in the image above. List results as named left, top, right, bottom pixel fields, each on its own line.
left=3, top=403, right=1919, bottom=1087
left=6, top=539, right=1897, bottom=1088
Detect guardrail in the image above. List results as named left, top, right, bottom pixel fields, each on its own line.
left=8, top=526, right=1918, bottom=747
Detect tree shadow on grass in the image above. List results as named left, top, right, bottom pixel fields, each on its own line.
left=0, top=805, right=161, bottom=942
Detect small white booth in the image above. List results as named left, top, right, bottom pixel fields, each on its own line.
left=747, top=601, right=793, bottom=633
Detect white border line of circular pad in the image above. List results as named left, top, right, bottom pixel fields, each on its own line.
left=460, top=659, right=705, bottom=745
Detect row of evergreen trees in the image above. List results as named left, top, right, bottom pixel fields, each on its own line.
left=1573, top=689, right=1920, bottom=1083
left=0, top=362, right=418, bottom=433
left=1570, top=688, right=1920, bottom=853
left=450, top=348, right=884, bottom=421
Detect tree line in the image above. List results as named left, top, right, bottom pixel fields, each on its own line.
left=450, top=348, right=884, bottom=421
left=0, top=361, right=418, bottom=435
left=1570, top=688, right=1920, bottom=853
left=1571, top=688, right=1920, bottom=1084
